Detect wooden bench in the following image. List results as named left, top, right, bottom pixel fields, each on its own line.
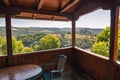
left=0, top=64, right=42, bottom=80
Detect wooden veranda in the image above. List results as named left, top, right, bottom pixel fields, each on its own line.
left=0, top=0, right=120, bottom=80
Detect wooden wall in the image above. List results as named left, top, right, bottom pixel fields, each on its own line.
left=0, top=56, right=7, bottom=68
left=0, top=47, right=72, bottom=69
left=115, top=63, right=120, bottom=80
left=73, top=47, right=120, bottom=80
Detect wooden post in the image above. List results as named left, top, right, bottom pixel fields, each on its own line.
left=109, top=6, right=119, bottom=80
left=109, top=6, right=119, bottom=61
left=71, top=15, right=76, bottom=70
left=72, top=16, right=76, bottom=48
left=5, top=10, right=13, bottom=66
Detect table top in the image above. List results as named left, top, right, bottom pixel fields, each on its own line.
left=0, top=64, right=42, bottom=80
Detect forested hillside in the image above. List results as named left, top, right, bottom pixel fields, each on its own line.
left=0, top=26, right=102, bottom=56
left=0, top=26, right=102, bottom=36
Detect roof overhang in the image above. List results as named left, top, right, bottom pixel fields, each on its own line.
left=0, top=0, right=119, bottom=21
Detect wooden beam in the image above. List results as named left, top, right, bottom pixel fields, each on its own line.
left=0, top=7, right=20, bottom=15
left=57, top=0, right=62, bottom=12
left=75, top=1, right=100, bottom=19
left=12, top=7, right=71, bottom=17
left=72, top=15, right=76, bottom=47
left=3, top=0, right=10, bottom=6
left=5, top=11, right=13, bottom=66
left=75, top=0, right=118, bottom=19
left=32, top=14, right=36, bottom=19
left=60, top=0, right=80, bottom=13
left=37, top=0, right=44, bottom=10
left=0, top=7, right=72, bottom=18
left=109, top=6, right=119, bottom=61
left=13, top=16, right=69, bottom=21
left=96, top=0, right=118, bottom=10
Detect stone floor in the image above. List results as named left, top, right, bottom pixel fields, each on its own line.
left=63, top=70, right=86, bottom=80
left=38, top=70, right=87, bottom=80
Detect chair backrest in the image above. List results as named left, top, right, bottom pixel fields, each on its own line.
left=56, top=55, right=67, bottom=71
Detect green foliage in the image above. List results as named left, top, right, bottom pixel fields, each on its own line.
left=79, top=29, right=95, bottom=35
left=76, top=38, right=93, bottom=49
left=91, top=27, right=110, bottom=57
left=12, top=37, right=24, bottom=54
left=17, top=33, right=46, bottom=47
left=76, top=28, right=102, bottom=35
left=118, top=39, right=120, bottom=60
left=33, top=45, right=40, bottom=51
left=91, top=42, right=109, bottom=57
left=76, top=34, right=96, bottom=49
left=96, top=27, right=110, bottom=42
left=0, top=37, right=2, bottom=55
left=0, top=36, right=24, bottom=55
left=39, top=35, right=60, bottom=50
left=0, top=26, right=104, bottom=55
left=92, top=23, right=120, bottom=60
left=60, top=34, right=71, bottom=47
left=23, top=47, right=33, bottom=53
left=0, top=37, right=7, bottom=55
left=0, top=27, right=102, bottom=37
left=117, top=24, right=120, bottom=60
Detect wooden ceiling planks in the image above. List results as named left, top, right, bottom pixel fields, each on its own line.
left=41, top=0, right=60, bottom=11
left=14, top=12, right=69, bottom=21
left=3, top=0, right=10, bottom=6
left=37, top=0, right=44, bottom=10
left=9, top=0, right=38, bottom=8
left=0, top=0, right=119, bottom=21
left=60, top=0, right=80, bottom=13
left=61, top=0, right=70, bottom=8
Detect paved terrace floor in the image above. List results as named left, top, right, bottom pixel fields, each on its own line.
left=38, top=70, right=90, bottom=80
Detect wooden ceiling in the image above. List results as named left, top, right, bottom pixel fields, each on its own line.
left=0, top=0, right=119, bottom=21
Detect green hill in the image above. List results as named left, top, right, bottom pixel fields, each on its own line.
left=0, top=26, right=103, bottom=36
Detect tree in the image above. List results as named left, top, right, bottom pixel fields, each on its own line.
left=0, top=37, right=7, bottom=55
left=18, top=33, right=46, bottom=47
left=0, top=36, right=24, bottom=55
left=60, top=33, right=71, bottom=47
left=23, top=47, right=33, bottom=53
left=118, top=39, right=120, bottom=60
left=39, top=35, right=60, bottom=50
left=91, top=25, right=120, bottom=60
left=76, top=38, right=93, bottom=49
left=96, top=27, right=110, bottom=42
left=0, top=37, right=2, bottom=56
left=91, top=41, right=109, bottom=57
left=12, top=37, right=24, bottom=54
left=33, top=45, right=40, bottom=51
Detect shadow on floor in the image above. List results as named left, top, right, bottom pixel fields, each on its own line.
left=38, top=70, right=87, bottom=80
left=63, top=70, right=86, bottom=80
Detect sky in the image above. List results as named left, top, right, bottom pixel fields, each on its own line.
left=0, top=9, right=119, bottom=29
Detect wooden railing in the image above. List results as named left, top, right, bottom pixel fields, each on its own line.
left=0, top=47, right=72, bottom=69
left=73, top=47, right=120, bottom=80
left=0, top=56, right=7, bottom=68
left=0, top=47, right=120, bottom=80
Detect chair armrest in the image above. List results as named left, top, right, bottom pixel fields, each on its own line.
left=50, top=70, right=63, bottom=80
left=51, top=70, right=62, bottom=73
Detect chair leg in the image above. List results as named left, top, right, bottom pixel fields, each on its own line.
left=51, top=73, right=53, bottom=80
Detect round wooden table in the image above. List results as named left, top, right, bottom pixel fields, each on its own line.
left=0, top=64, right=42, bottom=80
